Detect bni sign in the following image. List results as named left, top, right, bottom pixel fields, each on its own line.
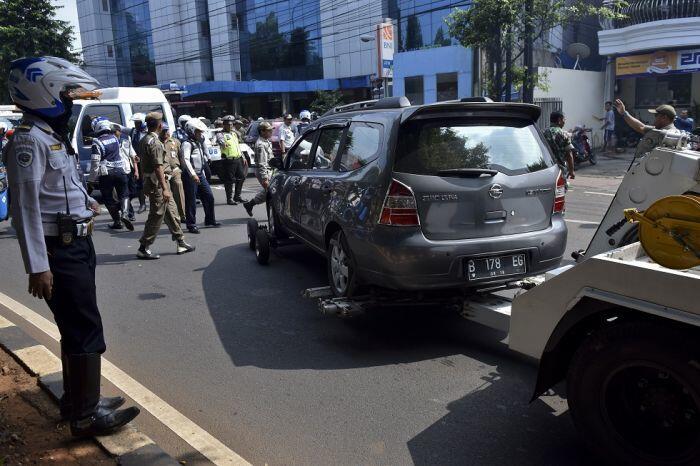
left=376, top=22, right=394, bottom=78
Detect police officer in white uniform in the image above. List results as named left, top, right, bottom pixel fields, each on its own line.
left=3, top=56, right=139, bottom=437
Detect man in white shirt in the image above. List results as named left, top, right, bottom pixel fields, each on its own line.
left=278, top=114, right=297, bottom=154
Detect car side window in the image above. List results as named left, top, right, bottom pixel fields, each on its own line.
left=286, top=131, right=316, bottom=170
left=131, top=103, right=164, bottom=116
left=338, top=122, right=382, bottom=172
left=80, top=105, right=123, bottom=146
left=313, top=127, right=344, bottom=170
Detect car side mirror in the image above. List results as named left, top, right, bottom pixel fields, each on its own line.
left=269, top=157, right=283, bottom=170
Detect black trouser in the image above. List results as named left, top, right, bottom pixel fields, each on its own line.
left=183, top=171, right=216, bottom=227
left=45, top=236, right=105, bottom=355
left=221, top=157, right=245, bottom=200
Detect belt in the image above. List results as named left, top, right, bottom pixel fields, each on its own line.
left=43, top=219, right=94, bottom=237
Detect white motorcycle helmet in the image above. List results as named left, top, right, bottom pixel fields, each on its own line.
left=178, top=114, right=192, bottom=128
left=130, top=112, right=146, bottom=123
left=299, top=110, right=311, bottom=121
left=185, top=118, right=208, bottom=138
left=92, top=118, right=113, bottom=135
left=8, top=56, right=100, bottom=119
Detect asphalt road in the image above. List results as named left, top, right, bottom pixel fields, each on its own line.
left=0, top=153, right=630, bottom=465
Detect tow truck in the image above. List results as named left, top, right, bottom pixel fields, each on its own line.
left=305, top=131, right=700, bottom=465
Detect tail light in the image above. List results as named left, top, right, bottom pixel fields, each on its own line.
left=553, top=171, right=566, bottom=213
left=379, top=179, right=420, bottom=226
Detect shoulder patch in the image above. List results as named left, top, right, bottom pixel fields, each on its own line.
left=17, top=151, right=33, bottom=168
left=50, top=143, right=62, bottom=151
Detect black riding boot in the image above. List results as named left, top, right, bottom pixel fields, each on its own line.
left=233, top=180, right=245, bottom=203
left=107, top=206, right=123, bottom=230
left=59, top=346, right=125, bottom=420
left=225, top=184, right=235, bottom=204
left=67, top=353, right=140, bottom=437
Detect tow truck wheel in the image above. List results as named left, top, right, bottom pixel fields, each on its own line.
left=327, top=230, right=358, bottom=298
left=567, top=322, right=700, bottom=465
left=247, top=218, right=259, bottom=250
left=255, top=229, right=270, bottom=265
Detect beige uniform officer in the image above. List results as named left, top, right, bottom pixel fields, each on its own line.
left=243, top=121, right=274, bottom=216
left=161, top=125, right=185, bottom=221
left=136, top=112, right=194, bottom=259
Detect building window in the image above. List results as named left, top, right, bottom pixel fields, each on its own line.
left=635, top=74, right=692, bottom=108
left=200, top=20, right=210, bottom=37
left=106, top=45, right=113, bottom=58
left=101, top=0, right=109, bottom=12
left=405, top=76, right=424, bottom=105
left=437, top=73, right=458, bottom=101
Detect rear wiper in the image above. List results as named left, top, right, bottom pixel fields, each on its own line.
left=436, top=168, right=498, bottom=178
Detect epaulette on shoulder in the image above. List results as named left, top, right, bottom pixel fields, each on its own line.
left=15, top=122, right=33, bottom=132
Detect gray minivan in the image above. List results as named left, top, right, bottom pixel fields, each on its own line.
left=266, top=97, right=567, bottom=297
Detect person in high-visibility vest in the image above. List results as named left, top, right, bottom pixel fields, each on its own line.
left=217, top=115, right=247, bottom=205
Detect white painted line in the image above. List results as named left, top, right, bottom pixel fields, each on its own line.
left=584, top=191, right=615, bottom=197
left=14, top=345, right=62, bottom=376
left=0, top=315, right=15, bottom=328
left=565, top=219, right=599, bottom=225
left=0, top=292, right=250, bottom=466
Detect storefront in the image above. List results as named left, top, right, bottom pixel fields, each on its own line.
left=615, top=48, right=700, bottom=123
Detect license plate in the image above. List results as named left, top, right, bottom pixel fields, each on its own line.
left=466, top=254, right=526, bottom=281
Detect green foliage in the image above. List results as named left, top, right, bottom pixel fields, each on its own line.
left=309, top=90, right=345, bottom=114
left=446, top=0, right=627, bottom=101
left=404, top=15, right=424, bottom=51
left=0, top=0, right=79, bottom=104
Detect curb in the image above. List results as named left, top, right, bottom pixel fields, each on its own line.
left=0, top=315, right=179, bottom=466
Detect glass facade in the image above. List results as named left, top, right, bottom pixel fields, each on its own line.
left=236, top=0, right=323, bottom=81
left=387, top=0, right=470, bottom=52
left=110, top=0, right=157, bottom=86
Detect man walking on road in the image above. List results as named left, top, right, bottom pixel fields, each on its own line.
left=4, top=56, right=139, bottom=437
left=160, top=123, right=186, bottom=221
left=136, top=112, right=194, bottom=259
left=181, top=118, right=220, bottom=232
left=543, top=111, right=576, bottom=182
left=243, top=121, right=274, bottom=216
left=217, top=115, right=247, bottom=205
left=594, top=101, right=616, bottom=153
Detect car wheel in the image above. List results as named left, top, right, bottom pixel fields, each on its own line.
left=567, top=322, right=700, bottom=466
left=255, top=229, right=270, bottom=265
left=247, top=218, right=258, bottom=250
left=327, top=230, right=358, bottom=298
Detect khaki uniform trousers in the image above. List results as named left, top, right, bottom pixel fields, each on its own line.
left=169, top=169, right=186, bottom=221
left=139, top=177, right=184, bottom=247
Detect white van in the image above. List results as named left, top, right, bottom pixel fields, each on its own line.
left=68, top=87, right=175, bottom=188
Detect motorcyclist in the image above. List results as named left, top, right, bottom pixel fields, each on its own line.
left=89, top=117, right=133, bottom=231
left=297, top=110, right=312, bottom=136
left=174, top=114, right=192, bottom=143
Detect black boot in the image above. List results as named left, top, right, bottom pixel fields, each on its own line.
left=67, top=353, right=140, bottom=437
left=107, top=206, right=123, bottom=230
left=225, top=185, right=236, bottom=205
left=59, top=348, right=125, bottom=420
left=233, top=181, right=245, bottom=203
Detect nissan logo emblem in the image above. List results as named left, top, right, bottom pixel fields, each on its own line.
left=489, top=184, right=503, bottom=199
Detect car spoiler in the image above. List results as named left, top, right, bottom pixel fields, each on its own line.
left=400, top=102, right=541, bottom=125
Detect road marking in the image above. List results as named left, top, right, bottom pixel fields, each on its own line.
left=584, top=191, right=615, bottom=197
left=0, top=291, right=251, bottom=466
left=565, top=219, right=599, bottom=225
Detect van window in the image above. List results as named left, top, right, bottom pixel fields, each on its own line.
left=395, top=119, right=553, bottom=176
left=80, top=105, right=123, bottom=146
left=286, top=130, right=316, bottom=170
left=131, top=103, right=164, bottom=117
left=338, top=122, right=381, bottom=172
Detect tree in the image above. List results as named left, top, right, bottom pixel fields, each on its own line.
left=404, top=15, right=424, bottom=51
left=0, top=0, right=79, bottom=103
left=249, top=12, right=288, bottom=79
left=310, top=90, right=344, bottom=115
left=446, top=0, right=626, bottom=102
left=433, top=27, right=451, bottom=47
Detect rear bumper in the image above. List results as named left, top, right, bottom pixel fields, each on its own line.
left=348, top=217, right=567, bottom=291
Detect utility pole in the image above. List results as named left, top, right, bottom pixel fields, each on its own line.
left=522, top=0, right=534, bottom=103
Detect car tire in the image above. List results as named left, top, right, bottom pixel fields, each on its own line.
left=247, top=218, right=258, bottom=251
left=567, top=321, right=700, bottom=466
left=255, top=229, right=270, bottom=265
left=327, top=230, right=359, bottom=298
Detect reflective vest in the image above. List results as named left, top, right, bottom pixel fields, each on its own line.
left=220, top=131, right=241, bottom=158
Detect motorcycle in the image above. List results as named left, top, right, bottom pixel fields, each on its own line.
left=571, top=125, right=596, bottom=165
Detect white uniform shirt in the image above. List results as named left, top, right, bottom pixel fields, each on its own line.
left=279, top=123, right=296, bottom=149
left=4, top=114, right=96, bottom=273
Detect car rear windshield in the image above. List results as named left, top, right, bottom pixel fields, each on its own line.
left=395, top=119, right=553, bottom=176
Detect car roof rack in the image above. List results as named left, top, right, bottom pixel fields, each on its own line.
left=326, top=96, right=411, bottom=115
